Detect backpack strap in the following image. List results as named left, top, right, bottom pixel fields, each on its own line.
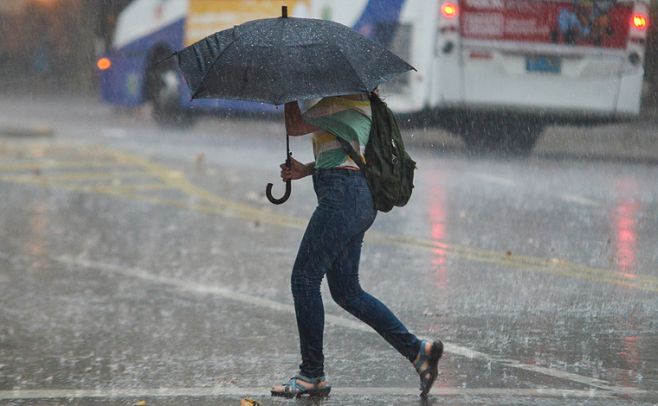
left=336, top=137, right=366, bottom=172
left=336, top=93, right=377, bottom=172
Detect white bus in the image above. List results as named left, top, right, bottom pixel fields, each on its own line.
left=98, top=0, right=650, bottom=152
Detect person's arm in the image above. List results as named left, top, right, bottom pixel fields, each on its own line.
left=285, top=101, right=319, bottom=135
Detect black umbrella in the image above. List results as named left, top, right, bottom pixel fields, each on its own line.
left=173, top=6, right=414, bottom=204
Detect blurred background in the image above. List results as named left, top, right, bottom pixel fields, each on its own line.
left=0, top=0, right=655, bottom=102
left=0, top=0, right=132, bottom=95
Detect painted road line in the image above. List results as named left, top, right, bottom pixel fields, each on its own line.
left=53, top=255, right=647, bottom=397
left=474, top=173, right=517, bottom=187
left=0, top=125, right=54, bottom=137
left=86, top=171, right=658, bottom=294
left=114, top=148, right=658, bottom=291
left=0, top=160, right=139, bottom=171
left=53, top=179, right=658, bottom=295
left=3, top=146, right=658, bottom=293
left=0, top=387, right=624, bottom=400
left=138, top=161, right=658, bottom=292
left=2, top=141, right=658, bottom=293
left=559, top=193, right=601, bottom=207
left=0, top=171, right=151, bottom=182
left=0, top=151, right=125, bottom=162
left=0, top=176, right=174, bottom=194
left=0, top=177, right=183, bottom=199
left=78, top=183, right=175, bottom=195
left=0, top=141, right=129, bottom=158
left=105, top=148, right=658, bottom=289
left=369, top=234, right=658, bottom=293
left=106, top=149, right=309, bottom=228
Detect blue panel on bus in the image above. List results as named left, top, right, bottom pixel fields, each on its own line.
left=353, top=0, right=405, bottom=47
left=100, top=18, right=186, bottom=106
left=100, top=16, right=278, bottom=113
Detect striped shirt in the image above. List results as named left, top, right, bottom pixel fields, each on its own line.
left=302, top=94, right=372, bottom=170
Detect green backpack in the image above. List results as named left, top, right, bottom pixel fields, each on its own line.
left=337, top=93, right=417, bottom=212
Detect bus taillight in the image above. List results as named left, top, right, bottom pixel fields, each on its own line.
left=441, top=2, right=459, bottom=18
left=97, top=57, right=112, bottom=71
left=631, top=14, right=648, bottom=30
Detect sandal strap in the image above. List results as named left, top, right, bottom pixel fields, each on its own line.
left=414, top=340, right=430, bottom=371
left=281, top=374, right=327, bottom=393
left=293, top=374, right=325, bottom=389
left=294, top=374, right=325, bottom=384
left=283, top=377, right=305, bottom=394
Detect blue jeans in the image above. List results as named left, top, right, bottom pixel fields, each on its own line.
left=291, top=168, right=421, bottom=378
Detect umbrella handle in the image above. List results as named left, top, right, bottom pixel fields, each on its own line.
left=266, top=133, right=292, bottom=205
left=266, top=180, right=291, bottom=205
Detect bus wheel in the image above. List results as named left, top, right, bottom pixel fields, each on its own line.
left=148, top=59, right=193, bottom=128
left=506, top=123, right=543, bottom=155
left=461, top=117, right=542, bottom=156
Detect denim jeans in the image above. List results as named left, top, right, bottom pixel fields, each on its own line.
left=291, top=168, right=421, bottom=378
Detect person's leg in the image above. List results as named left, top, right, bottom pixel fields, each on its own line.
left=289, top=172, right=368, bottom=379
left=289, top=208, right=334, bottom=379
left=327, top=231, right=443, bottom=396
left=326, top=231, right=421, bottom=362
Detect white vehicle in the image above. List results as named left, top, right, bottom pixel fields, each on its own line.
left=313, top=0, right=650, bottom=152
left=99, top=0, right=650, bottom=152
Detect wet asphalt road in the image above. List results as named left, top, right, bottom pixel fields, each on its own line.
left=0, top=95, right=657, bottom=405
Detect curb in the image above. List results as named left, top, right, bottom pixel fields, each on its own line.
left=402, top=122, right=658, bottom=163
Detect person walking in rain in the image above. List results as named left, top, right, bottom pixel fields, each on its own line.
left=270, top=93, right=443, bottom=398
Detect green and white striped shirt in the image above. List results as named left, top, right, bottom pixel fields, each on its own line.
left=302, top=94, right=372, bottom=170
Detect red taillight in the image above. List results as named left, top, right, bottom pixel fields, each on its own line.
left=441, top=2, right=458, bottom=18
left=632, top=14, right=648, bottom=30
left=97, top=57, right=112, bottom=71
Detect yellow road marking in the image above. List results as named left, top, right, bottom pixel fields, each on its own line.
left=79, top=183, right=173, bottom=195
left=0, top=177, right=172, bottom=195
left=371, top=234, right=658, bottom=288
left=0, top=171, right=151, bottom=182
left=104, top=147, right=308, bottom=227
left=1, top=141, right=657, bottom=293
left=0, top=160, right=137, bottom=171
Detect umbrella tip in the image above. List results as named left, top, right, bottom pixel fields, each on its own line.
left=282, top=5, right=287, bottom=18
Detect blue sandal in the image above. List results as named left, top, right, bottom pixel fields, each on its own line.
left=414, top=339, right=443, bottom=397
left=271, top=374, right=331, bottom=398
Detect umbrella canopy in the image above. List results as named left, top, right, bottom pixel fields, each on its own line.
left=174, top=12, right=415, bottom=105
